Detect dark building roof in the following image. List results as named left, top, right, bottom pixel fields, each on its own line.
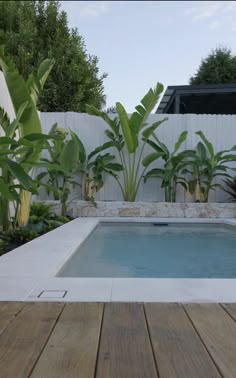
left=156, top=84, right=236, bottom=115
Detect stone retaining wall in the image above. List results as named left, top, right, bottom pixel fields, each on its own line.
left=42, top=201, right=236, bottom=218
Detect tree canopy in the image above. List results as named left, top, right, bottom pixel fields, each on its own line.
left=0, top=0, right=107, bottom=112
left=190, top=47, right=236, bottom=85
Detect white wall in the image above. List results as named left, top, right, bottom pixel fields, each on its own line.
left=39, top=112, right=236, bottom=202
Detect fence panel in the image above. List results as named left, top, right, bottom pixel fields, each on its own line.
left=39, top=111, right=236, bottom=202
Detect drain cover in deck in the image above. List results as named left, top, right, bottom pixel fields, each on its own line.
left=38, top=290, right=67, bottom=298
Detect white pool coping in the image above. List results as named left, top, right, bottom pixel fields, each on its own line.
left=0, top=217, right=236, bottom=302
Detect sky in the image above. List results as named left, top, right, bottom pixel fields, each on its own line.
left=61, top=1, right=236, bottom=112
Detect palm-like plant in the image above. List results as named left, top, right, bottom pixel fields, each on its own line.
left=143, top=131, right=194, bottom=202
left=87, top=83, right=167, bottom=201
left=0, top=46, right=54, bottom=225
left=35, top=125, right=82, bottom=216
left=185, top=131, right=236, bottom=202
left=0, top=106, right=37, bottom=231
left=35, top=125, right=122, bottom=213
left=81, top=142, right=123, bottom=203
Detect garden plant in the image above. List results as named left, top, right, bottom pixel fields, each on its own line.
left=87, top=83, right=168, bottom=201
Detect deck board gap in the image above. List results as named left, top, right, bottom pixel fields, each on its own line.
left=219, top=303, right=236, bottom=323
left=143, top=304, right=160, bottom=378
left=0, top=302, right=26, bottom=337
left=93, top=303, right=105, bottom=378
left=28, top=303, right=66, bottom=378
left=181, top=304, right=224, bottom=378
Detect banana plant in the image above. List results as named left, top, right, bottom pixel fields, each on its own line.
left=87, top=83, right=167, bottom=201
left=35, top=126, right=81, bottom=216
left=83, top=153, right=123, bottom=204
left=184, top=131, right=236, bottom=202
left=69, top=130, right=123, bottom=204
left=35, top=125, right=122, bottom=212
left=79, top=138, right=123, bottom=204
left=0, top=106, right=37, bottom=231
left=0, top=46, right=54, bottom=225
left=143, top=131, right=194, bottom=202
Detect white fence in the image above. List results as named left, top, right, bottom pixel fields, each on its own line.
left=1, top=70, right=236, bottom=202
left=40, top=112, right=236, bottom=202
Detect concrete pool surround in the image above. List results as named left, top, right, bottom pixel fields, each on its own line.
left=0, top=217, right=236, bottom=302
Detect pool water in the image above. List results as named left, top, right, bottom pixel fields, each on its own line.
left=58, top=223, right=236, bottom=278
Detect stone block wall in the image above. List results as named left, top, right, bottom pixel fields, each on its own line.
left=42, top=201, right=236, bottom=218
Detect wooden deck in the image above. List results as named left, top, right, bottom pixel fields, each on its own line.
left=0, top=302, right=236, bottom=377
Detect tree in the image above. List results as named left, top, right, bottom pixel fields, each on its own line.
left=190, top=47, right=236, bottom=85
left=0, top=0, right=107, bottom=112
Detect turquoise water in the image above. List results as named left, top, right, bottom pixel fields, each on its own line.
left=58, top=223, right=236, bottom=278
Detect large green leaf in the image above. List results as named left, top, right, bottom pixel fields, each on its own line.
left=26, top=59, right=55, bottom=106
left=196, top=142, right=207, bottom=162
left=144, top=168, right=164, bottom=181
left=129, top=82, right=164, bottom=133
left=6, top=101, right=29, bottom=138
left=196, top=131, right=214, bottom=158
left=86, top=105, right=119, bottom=135
left=37, top=59, right=55, bottom=89
left=70, top=130, right=86, bottom=163
left=145, top=139, right=164, bottom=153
left=142, top=118, right=168, bottom=141
left=151, top=134, right=170, bottom=158
left=177, top=150, right=196, bottom=159
left=0, top=47, right=42, bottom=136
left=88, top=141, right=115, bottom=161
left=142, top=152, right=164, bottom=167
left=173, top=131, right=188, bottom=155
left=59, top=140, right=79, bottom=172
left=116, top=102, right=136, bottom=153
left=141, top=83, right=164, bottom=116
left=0, top=177, right=19, bottom=201
left=24, top=161, right=66, bottom=173
left=1, top=159, right=35, bottom=191
left=0, top=136, right=18, bottom=146
left=221, top=154, right=236, bottom=163
left=104, top=163, right=123, bottom=171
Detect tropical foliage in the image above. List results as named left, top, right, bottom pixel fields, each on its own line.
left=35, top=124, right=122, bottom=213
left=0, top=46, right=55, bottom=226
left=0, top=202, right=70, bottom=256
left=80, top=142, right=123, bottom=204
left=0, top=106, right=37, bottom=231
left=87, top=83, right=168, bottom=201
left=143, top=129, right=236, bottom=202
left=184, top=131, right=236, bottom=202
left=35, top=125, right=82, bottom=216
left=143, top=131, right=194, bottom=202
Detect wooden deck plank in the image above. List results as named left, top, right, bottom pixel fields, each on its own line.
left=221, top=303, right=236, bottom=322
left=145, top=303, right=221, bottom=378
left=96, top=303, right=158, bottom=378
left=184, top=303, right=236, bottom=378
left=0, top=302, right=24, bottom=336
left=0, top=302, right=64, bottom=378
left=30, top=303, right=104, bottom=378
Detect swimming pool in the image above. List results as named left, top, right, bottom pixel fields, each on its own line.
left=58, top=223, right=236, bottom=278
